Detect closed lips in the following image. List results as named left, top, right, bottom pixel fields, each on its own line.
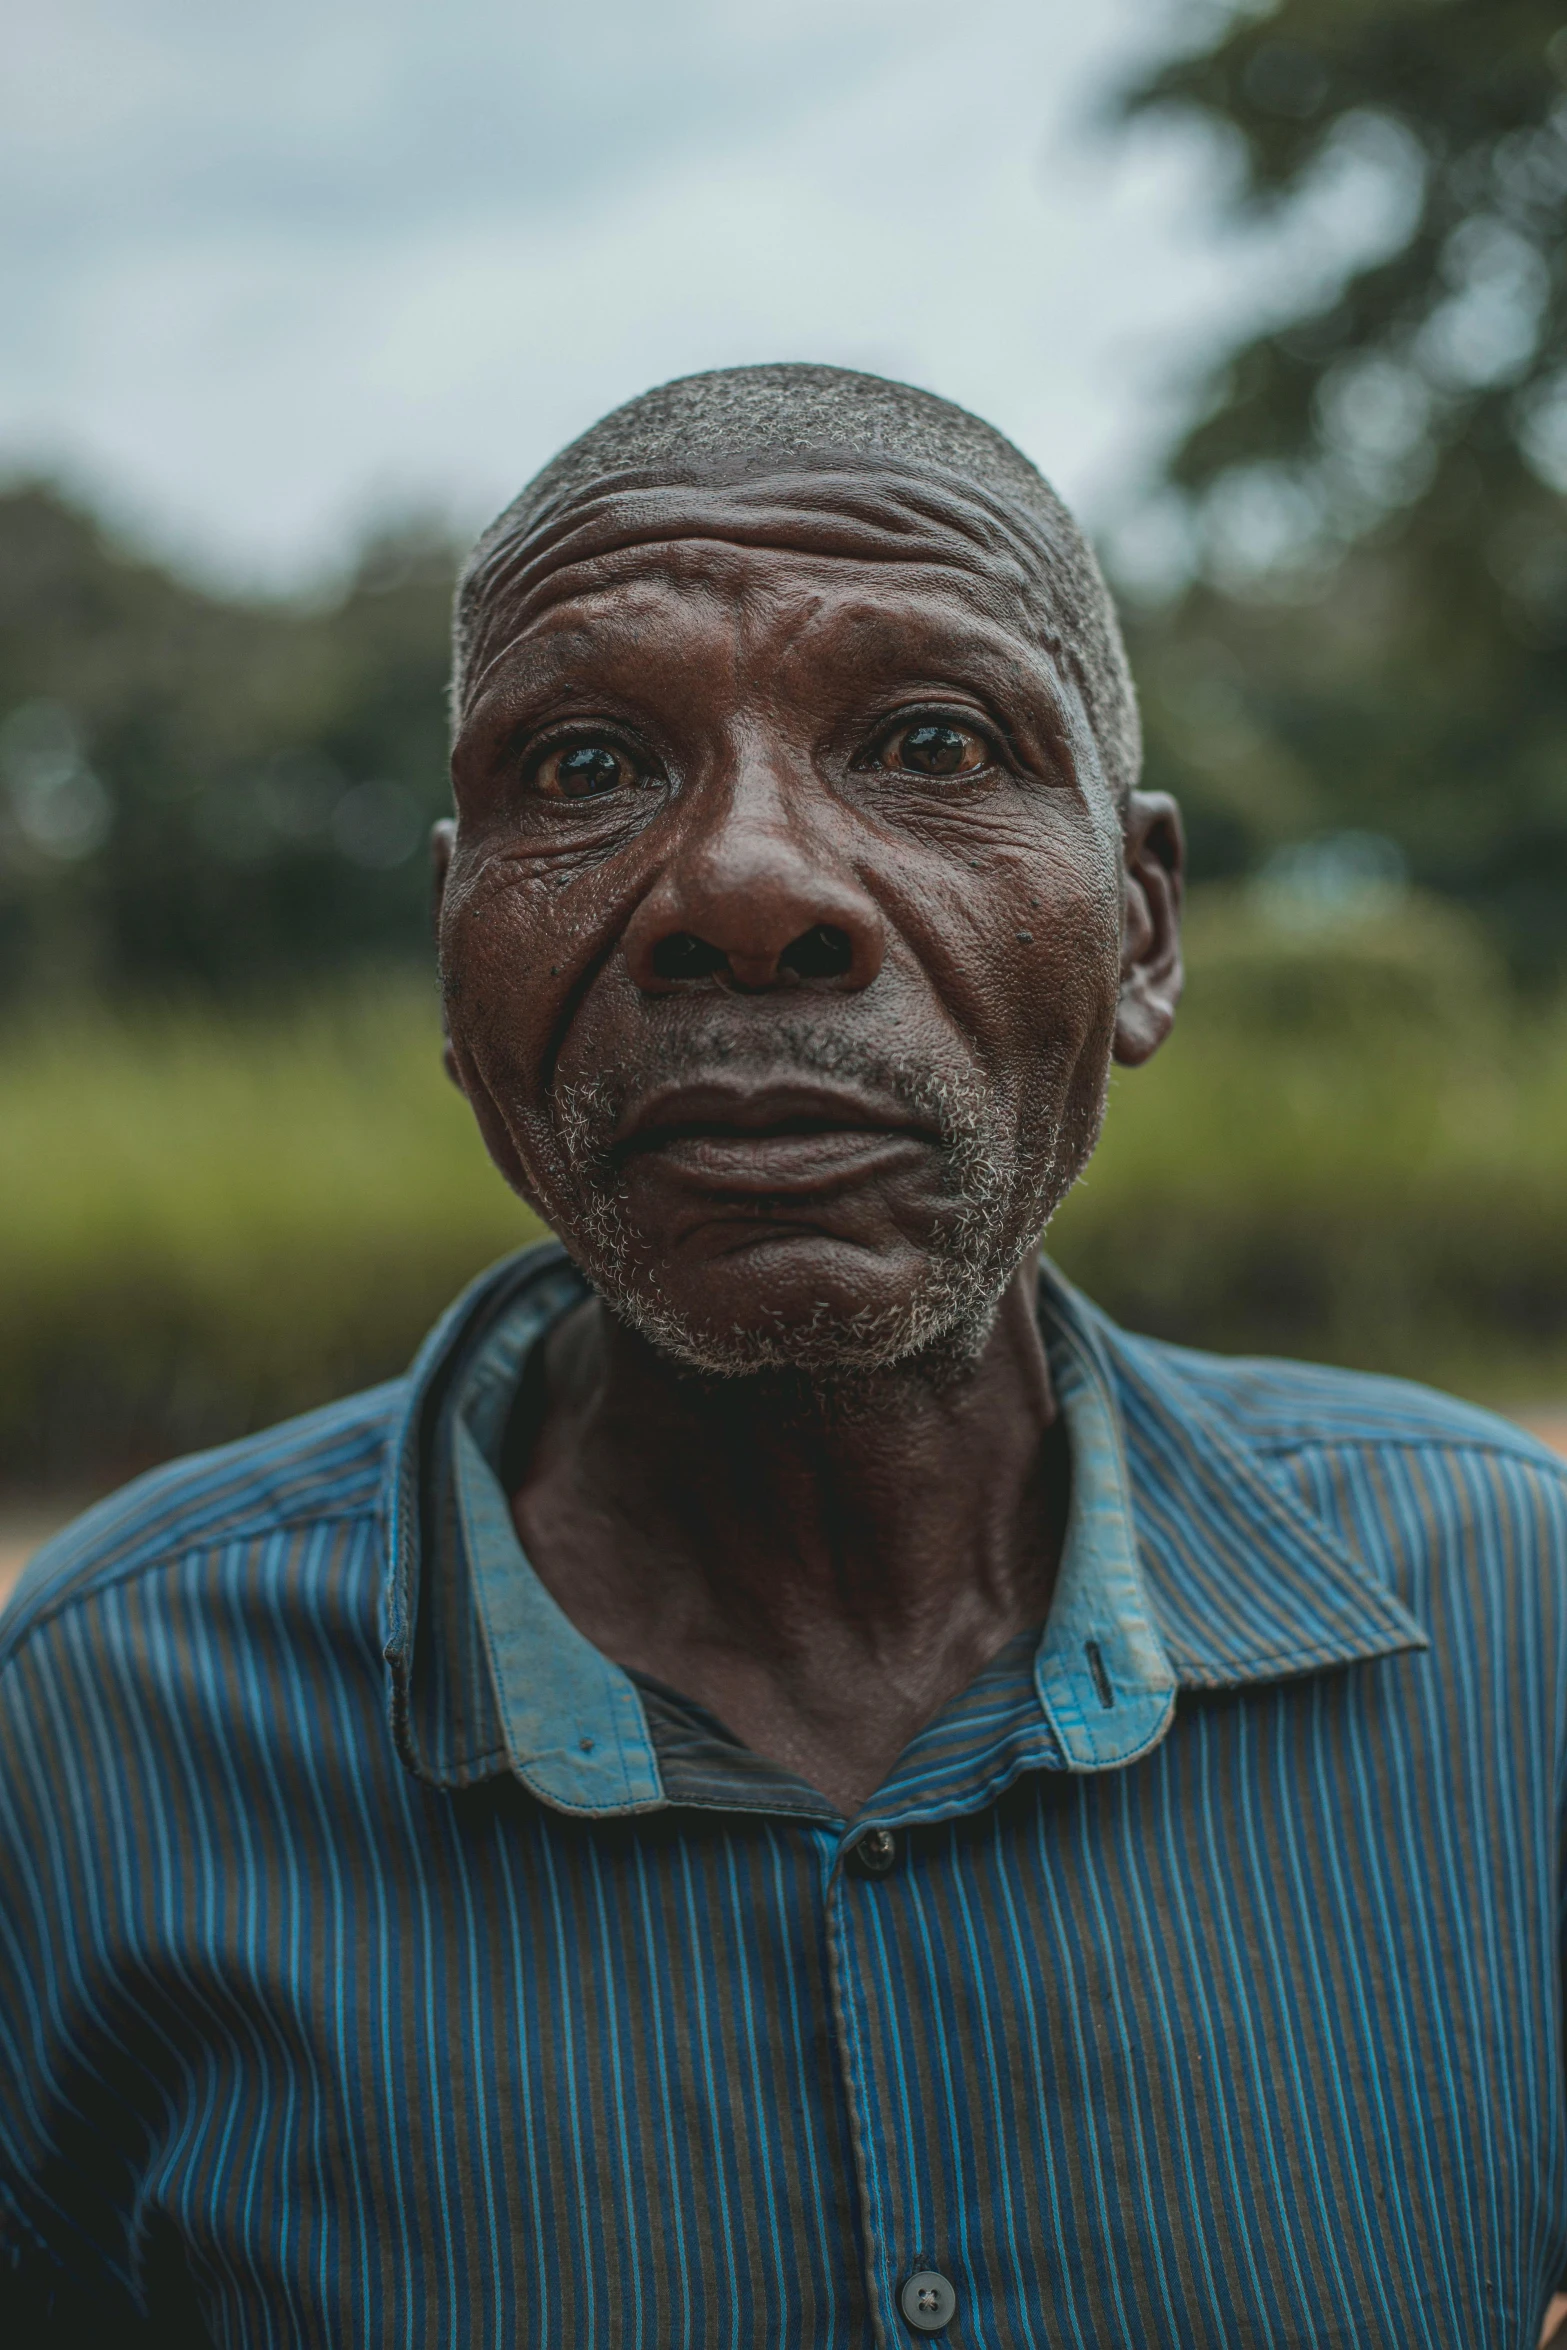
left=611, top=1083, right=934, bottom=1161
left=611, top=1085, right=938, bottom=1191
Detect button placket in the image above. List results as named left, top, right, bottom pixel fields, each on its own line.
left=829, top=1822, right=964, bottom=2344
left=824, top=1828, right=915, bottom=2345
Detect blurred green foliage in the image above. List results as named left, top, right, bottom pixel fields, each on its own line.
left=1053, top=886, right=1567, bottom=1391
left=2, top=896, right=1564, bottom=1490
left=1120, top=0, right=1567, bottom=978
left=0, top=486, right=460, bottom=1001
left=0, top=976, right=537, bottom=1487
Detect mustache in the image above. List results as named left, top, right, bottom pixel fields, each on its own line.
left=544, top=1015, right=1035, bottom=1383
left=549, top=1019, right=996, bottom=1163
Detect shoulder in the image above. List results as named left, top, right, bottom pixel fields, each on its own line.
left=1121, top=1330, right=1563, bottom=1475
left=0, top=1379, right=406, bottom=1671
left=1107, top=1323, right=1567, bottom=1631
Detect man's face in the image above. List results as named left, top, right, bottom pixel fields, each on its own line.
left=439, top=470, right=1181, bottom=1377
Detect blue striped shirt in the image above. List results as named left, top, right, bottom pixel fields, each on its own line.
left=4, top=1241, right=1567, bottom=2345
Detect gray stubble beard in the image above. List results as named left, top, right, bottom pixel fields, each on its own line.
left=537, top=1021, right=1109, bottom=1391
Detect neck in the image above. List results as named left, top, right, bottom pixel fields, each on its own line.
left=511, top=1255, right=1068, bottom=1814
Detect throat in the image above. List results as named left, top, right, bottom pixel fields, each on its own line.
left=506, top=1265, right=1068, bottom=1811
left=617, top=1602, right=1051, bottom=1820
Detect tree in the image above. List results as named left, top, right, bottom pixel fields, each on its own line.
left=0, top=486, right=460, bottom=1001
left=1120, top=0, right=1567, bottom=977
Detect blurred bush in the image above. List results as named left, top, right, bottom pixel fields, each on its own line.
left=0, top=486, right=459, bottom=1002
left=0, top=978, right=537, bottom=1488
left=1053, top=882, right=1567, bottom=1393
left=3, top=890, right=1564, bottom=1492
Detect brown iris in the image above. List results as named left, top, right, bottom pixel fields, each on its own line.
left=880, top=722, right=988, bottom=778
left=533, top=743, right=636, bottom=799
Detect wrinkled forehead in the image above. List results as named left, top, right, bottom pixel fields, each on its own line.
left=455, top=455, right=1082, bottom=721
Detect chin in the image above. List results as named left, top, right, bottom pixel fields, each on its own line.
left=581, top=1224, right=1027, bottom=1385
left=538, top=1063, right=1095, bottom=1386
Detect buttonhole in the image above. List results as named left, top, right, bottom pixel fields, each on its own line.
left=1085, top=1641, right=1115, bottom=1710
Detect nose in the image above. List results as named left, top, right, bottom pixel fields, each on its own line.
left=622, top=759, right=886, bottom=995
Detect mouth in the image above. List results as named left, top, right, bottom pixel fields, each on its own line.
left=611, top=1080, right=941, bottom=1195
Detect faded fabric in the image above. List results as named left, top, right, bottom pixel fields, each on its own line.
left=3, top=1243, right=1566, bottom=2346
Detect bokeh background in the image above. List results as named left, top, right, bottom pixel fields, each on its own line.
left=4, top=0, right=1567, bottom=1538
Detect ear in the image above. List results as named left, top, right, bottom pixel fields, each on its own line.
left=430, top=818, right=465, bottom=1093
left=1113, top=790, right=1184, bottom=1068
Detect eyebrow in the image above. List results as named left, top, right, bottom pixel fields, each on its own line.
left=459, top=557, right=1070, bottom=729
left=453, top=582, right=1087, bottom=803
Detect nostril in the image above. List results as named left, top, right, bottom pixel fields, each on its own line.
left=778, top=924, right=853, bottom=981
left=651, top=932, right=730, bottom=982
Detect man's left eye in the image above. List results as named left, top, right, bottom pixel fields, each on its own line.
left=879, top=722, right=990, bottom=778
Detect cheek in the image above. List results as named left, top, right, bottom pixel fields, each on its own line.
left=439, top=848, right=588, bottom=1147
left=1026, top=857, right=1123, bottom=1029
left=915, top=829, right=1124, bottom=1083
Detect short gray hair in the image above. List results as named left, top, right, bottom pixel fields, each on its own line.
left=454, top=363, right=1140, bottom=803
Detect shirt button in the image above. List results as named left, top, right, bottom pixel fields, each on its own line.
left=849, top=1826, right=897, bottom=1876
left=899, top=2268, right=956, bottom=2333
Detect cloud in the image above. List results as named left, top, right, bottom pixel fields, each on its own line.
left=0, top=0, right=1378, bottom=582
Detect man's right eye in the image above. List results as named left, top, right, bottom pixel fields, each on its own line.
left=530, top=742, right=640, bottom=799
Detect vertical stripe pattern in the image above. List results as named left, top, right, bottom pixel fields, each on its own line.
left=3, top=1246, right=1567, bottom=2346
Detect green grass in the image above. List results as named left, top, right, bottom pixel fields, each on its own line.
left=0, top=978, right=539, bottom=1484
left=1054, top=892, right=1567, bottom=1398
left=4, top=895, right=1566, bottom=1488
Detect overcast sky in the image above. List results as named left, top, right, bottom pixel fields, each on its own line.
left=2, top=0, right=1397, bottom=587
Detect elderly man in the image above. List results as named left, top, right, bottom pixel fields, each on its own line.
left=4, top=365, right=1567, bottom=2347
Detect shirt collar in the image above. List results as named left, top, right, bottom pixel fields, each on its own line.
left=384, top=1245, right=1425, bottom=1809
left=1056, top=1268, right=1429, bottom=1689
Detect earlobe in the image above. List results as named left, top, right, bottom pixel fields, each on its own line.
left=1112, top=791, right=1185, bottom=1069
left=430, top=820, right=467, bottom=1094
left=430, top=817, right=456, bottom=915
